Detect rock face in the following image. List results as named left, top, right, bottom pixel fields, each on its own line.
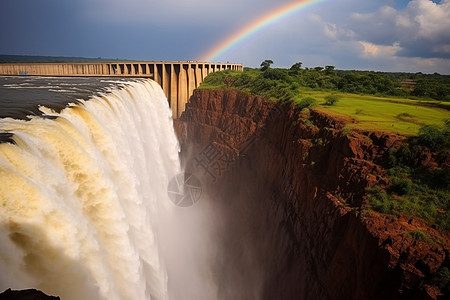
left=174, top=89, right=449, bottom=300
left=0, top=289, right=60, bottom=300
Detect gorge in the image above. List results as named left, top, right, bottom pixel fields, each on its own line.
left=174, top=88, right=449, bottom=299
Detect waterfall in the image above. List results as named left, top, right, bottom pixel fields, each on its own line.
left=0, top=79, right=181, bottom=300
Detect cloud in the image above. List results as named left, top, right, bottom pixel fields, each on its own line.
left=391, top=56, right=450, bottom=74
left=1, top=0, right=449, bottom=73
left=409, top=0, right=450, bottom=39
left=359, top=41, right=401, bottom=58
left=349, top=0, right=450, bottom=59
left=308, top=14, right=355, bottom=41
left=433, top=44, right=450, bottom=53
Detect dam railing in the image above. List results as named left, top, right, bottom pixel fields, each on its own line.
left=0, top=61, right=243, bottom=118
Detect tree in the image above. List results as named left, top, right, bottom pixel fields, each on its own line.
left=263, top=68, right=288, bottom=80
left=417, top=125, right=449, bottom=151
left=260, top=59, right=273, bottom=71
left=290, top=62, right=303, bottom=72
left=324, top=65, right=335, bottom=75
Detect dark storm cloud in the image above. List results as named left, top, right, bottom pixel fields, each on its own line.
left=0, top=0, right=449, bottom=73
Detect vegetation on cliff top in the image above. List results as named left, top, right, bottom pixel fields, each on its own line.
left=199, top=63, right=449, bottom=136
left=199, top=62, right=449, bottom=232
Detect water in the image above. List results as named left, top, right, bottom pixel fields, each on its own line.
left=0, top=77, right=184, bottom=299
left=0, top=76, right=136, bottom=120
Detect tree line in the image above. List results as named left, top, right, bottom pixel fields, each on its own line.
left=251, top=60, right=450, bottom=101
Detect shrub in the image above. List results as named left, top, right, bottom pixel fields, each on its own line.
left=199, top=70, right=235, bottom=89
left=341, top=125, right=352, bottom=136
left=387, top=144, right=420, bottom=168
left=233, top=72, right=253, bottom=87
left=432, top=168, right=450, bottom=190
left=296, top=97, right=317, bottom=109
left=417, top=125, right=449, bottom=150
left=433, top=267, right=450, bottom=292
left=397, top=112, right=415, bottom=118
left=416, top=168, right=450, bottom=190
left=366, top=187, right=393, bottom=214
left=406, top=229, right=429, bottom=241
left=404, top=229, right=445, bottom=247
left=387, top=166, right=411, bottom=178
left=324, top=94, right=340, bottom=106
left=262, top=68, right=289, bottom=81
left=300, top=107, right=310, bottom=118
left=389, top=178, right=412, bottom=195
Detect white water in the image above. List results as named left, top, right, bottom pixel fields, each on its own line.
left=0, top=80, right=183, bottom=299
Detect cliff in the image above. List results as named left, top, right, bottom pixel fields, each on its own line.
left=174, top=89, right=449, bottom=299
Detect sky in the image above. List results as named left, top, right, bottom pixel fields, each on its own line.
left=0, top=0, right=449, bottom=74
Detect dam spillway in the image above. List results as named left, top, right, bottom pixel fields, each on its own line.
left=0, top=61, right=243, bottom=118
left=0, top=79, right=183, bottom=299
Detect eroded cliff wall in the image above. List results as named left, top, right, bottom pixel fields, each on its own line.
left=174, top=89, right=449, bottom=300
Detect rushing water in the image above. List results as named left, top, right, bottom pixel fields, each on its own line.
left=0, top=77, right=185, bottom=299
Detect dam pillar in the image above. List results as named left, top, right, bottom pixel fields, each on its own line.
left=188, top=64, right=195, bottom=95
left=195, top=64, right=202, bottom=88
left=170, top=63, right=179, bottom=118
left=179, top=64, right=189, bottom=119
left=162, top=63, right=170, bottom=99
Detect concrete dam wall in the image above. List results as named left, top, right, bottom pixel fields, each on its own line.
left=0, top=62, right=243, bottom=118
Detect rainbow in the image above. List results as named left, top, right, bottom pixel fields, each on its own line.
left=199, top=0, right=326, bottom=62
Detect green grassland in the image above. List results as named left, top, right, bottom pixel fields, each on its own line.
left=302, top=90, right=449, bottom=135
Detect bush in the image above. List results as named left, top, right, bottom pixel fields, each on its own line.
left=432, top=168, right=450, bottom=190
left=433, top=267, right=450, bottom=292
left=416, top=168, right=450, bottom=190
left=397, top=112, right=415, bottom=118
left=387, top=144, right=420, bottom=168
left=233, top=72, right=253, bottom=87
left=296, top=97, right=317, bottom=109
left=406, top=229, right=429, bottom=241
left=341, top=125, right=352, bottom=136
left=416, top=125, right=449, bottom=151
left=199, top=70, right=235, bottom=88
left=262, top=68, right=289, bottom=81
left=389, top=178, right=412, bottom=195
left=324, top=94, right=340, bottom=106
left=405, top=229, right=445, bottom=247
left=366, top=187, right=393, bottom=214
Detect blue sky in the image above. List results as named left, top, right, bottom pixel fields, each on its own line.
left=0, top=0, right=449, bottom=74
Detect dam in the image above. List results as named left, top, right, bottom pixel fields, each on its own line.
left=0, top=61, right=243, bottom=118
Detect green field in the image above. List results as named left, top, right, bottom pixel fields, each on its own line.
left=303, top=90, right=450, bottom=135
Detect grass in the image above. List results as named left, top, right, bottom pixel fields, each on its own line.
left=403, top=230, right=444, bottom=247
left=366, top=165, right=450, bottom=231
left=304, top=89, right=449, bottom=135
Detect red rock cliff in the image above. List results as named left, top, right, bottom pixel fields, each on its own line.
left=174, top=89, right=449, bottom=300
